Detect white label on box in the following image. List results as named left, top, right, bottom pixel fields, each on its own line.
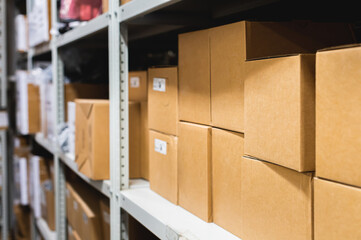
left=155, top=139, right=167, bottom=155
left=130, top=77, right=140, bottom=88
left=103, top=211, right=110, bottom=224
left=73, top=201, right=78, bottom=210
left=153, top=78, right=166, bottom=92
left=83, top=213, right=88, bottom=224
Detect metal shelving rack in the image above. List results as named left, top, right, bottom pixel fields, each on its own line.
left=0, top=0, right=8, bottom=239
left=29, top=0, right=247, bottom=239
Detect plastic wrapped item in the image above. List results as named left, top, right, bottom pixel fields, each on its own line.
left=60, top=0, right=102, bottom=22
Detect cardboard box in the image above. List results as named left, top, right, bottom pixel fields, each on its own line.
left=73, top=230, right=81, bottom=240
left=148, top=67, right=178, bottom=136
left=66, top=183, right=76, bottom=228
left=14, top=205, right=31, bottom=239
left=99, top=198, right=110, bottom=240
left=129, top=71, right=147, bottom=101
left=64, top=83, right=108, bottom=121
left=179, top=29, right=211, bottom=126
left=245, top=54, right=315, bottom=172
left=75, top=99, right=109, bottom=180
left=41, top=180, right=55, bottom=230
left=314, top=178, right=361, bottom=240
left=121, top=0, right=132, bottom=5
left=68, top=224, right=75, bottom=240
left=212, top=128, right=244, bottom=238
left=149, top=130, right=178, bottom=204
left=129, top=102, right=141, bottom=178
left=70, top=182, right=103, bottom=240
left=102, top=0, right=109, bottom=12
left=16, top=73, right=41, bottom=134
left=316, top=45, right=361, bottom=187
left=179, top=21, right=354, bottom=131
left=241, top=156, right=313, bottom=240
left=140, top=101, right=149, bottom=180
left=178, top=122, right=212, bottom=222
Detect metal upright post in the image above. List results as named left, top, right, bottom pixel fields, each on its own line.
left=0, top=0, right=8, bottom=238
left=109, top=0, right=129, bottom=239
left=0, top=0, right=7, bottom=108
left=1, top=131, right=8, bottom=240
left=51, top=0, right=67, bottom=238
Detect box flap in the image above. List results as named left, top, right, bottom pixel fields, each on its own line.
left=318, top=43, right=361, bottom=52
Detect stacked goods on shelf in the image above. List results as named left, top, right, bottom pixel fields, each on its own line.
left=13, top=137, right=31, bottom=206
left=63, top=83, right=108, bottom=154
left=148, top=67, right=179, bottom=203
left=74, top=76, right=149, bottom=180
left=39, top=158, right=55, bottom=231
left=242, top=54, right=315, bottom=239
left=65, top=179, right=103, bottom=240
left=175, top=20, right=355, bottom=239
left=178, top=21, right=354, bottom=132
left=16, top=70, right=41, bottom=135
left=28, top=157, right=55, bottom=230
left=28, top=0, right=51, bottom=47
left=315, top=45, right=361, bottom=239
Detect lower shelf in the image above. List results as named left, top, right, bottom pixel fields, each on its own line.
left=120, top=183, right=241, bottom=240
left=36, top=218, right=56, bottom=240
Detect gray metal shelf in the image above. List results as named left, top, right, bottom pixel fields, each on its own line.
left=120, top=183, right=241, bottom=240
left=34, top=134, right=111, bottom=198
left=56, top=13, right=109, bottom=48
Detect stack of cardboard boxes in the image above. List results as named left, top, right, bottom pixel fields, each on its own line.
left=314, top=44, right=361, bottom=239
left=67, top=20, right=360, bottom=239
left=146, top=20, right=356, bottom=240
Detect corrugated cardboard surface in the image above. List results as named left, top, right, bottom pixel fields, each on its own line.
left=245, top=54, right=315, bottom=172
left=75, top=99, right=109, bottom=180
left=148, top=67, right=178, bottom=136
left=314, top=178, right=361, bottom=240
left=316, top=46, right=361, bottom=187
left=28, top=84, right=41, bottom=133
left=241, top=156, right=313, bottom=240
left=179, top=30, right=211, bottom=126
left=178, top=122, right=212, bottom=222
left=99, top=197, right=110, bottom=240
left=140, top=101, right=149, bottom=180
left=212, top=128, right=244, bottom=238
left=180, top=21, right=353, bottom=132
left=14, top=205, right=31, bottom=239
left=129, top=102, right=141, bottom=178
left=64, top=83, right=108, bottom=121
left=149, top=130, right=178, bottom=204
left=210, top=22, right=245, bottom=133
left=245, top=21, right=355, bottom=60
left=71, top=181, right=103, bottom=240
left=66, top=183, right=75, bottom=229
left=129, top=71, right=147, bottom=101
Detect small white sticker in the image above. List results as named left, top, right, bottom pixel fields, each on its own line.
left=73, top=201, right=78, bottom=210
left=155, top=139, right=167, bottom=155
left=130, top=77, right=140, bottom=88
left=103, top=211, right=110, bottom=224
left=83, top=212, right=88, bottom=224
left=153, top=78, right=166, bottom=92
